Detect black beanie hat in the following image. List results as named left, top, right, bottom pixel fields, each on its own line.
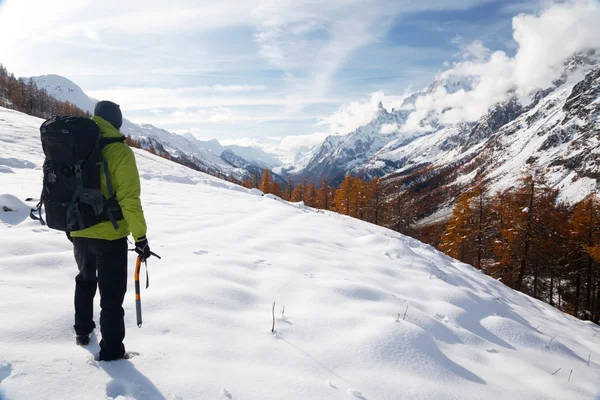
left=94, top=100, right=123, bottom=130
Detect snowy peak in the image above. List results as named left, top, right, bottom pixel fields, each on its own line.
left=298, top=104, right=414, bottom=184
left=426, top=73, right=475, bottom=95
left=27, top=74, right=96, bottom=113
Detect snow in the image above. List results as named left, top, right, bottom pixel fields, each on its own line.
left=1, top=106, right=600, bottom=399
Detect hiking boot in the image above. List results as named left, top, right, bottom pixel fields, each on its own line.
left=75, top=334, right=90, bottom=346
left=94, top=351, right=134, bottom=362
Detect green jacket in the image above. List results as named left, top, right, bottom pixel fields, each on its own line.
left=70, top=116, right=147, bottom=241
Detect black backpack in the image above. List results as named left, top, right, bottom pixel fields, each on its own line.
left=30, top=116, right=125, bottom=232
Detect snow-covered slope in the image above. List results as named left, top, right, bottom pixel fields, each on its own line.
left=1, top=106, right=600, bottom=400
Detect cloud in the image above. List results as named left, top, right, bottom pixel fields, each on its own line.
left=316, top=91, right=409, bottom=134
left=212, top=84, right=266, bottom=93
left=171, top=108, right=234, bottom=124
left=276, top=131, right=332, bottom=154
left=402, top=0, right=600, bottom=130
left=218, top=133, right=329, bottom=156
left=380, top=123, right=399, bottom=134
left=251, top=0, right=498, bottom=101
left=87, top=85, right=313, bottom=111
left=457, top=39, right=491, bottom=61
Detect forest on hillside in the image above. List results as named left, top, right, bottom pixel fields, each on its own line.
left=0, top=64, right=89, bottom=119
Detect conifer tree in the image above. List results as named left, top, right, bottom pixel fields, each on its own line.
left=241, top=177, right=254, bottom=189
left=271, top=181, right=283, bottom=198
left=282, top=179, right=293, bottom=201
left=315, top=178, right=331, bottom=210
left=334, top=174, right=352, bottom=215
left=303, top=182, right=316, bottom=207
left=291, top=178, right=307, bottom=202
left=259, top=169, right=273, bottom=194
left=440, top=191, right=474, bottom=263
left=367, top=177, right=384, bottom=225
left=570, top=193, right=600, bottom=319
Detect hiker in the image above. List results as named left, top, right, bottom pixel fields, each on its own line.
left=67, top=101, right=152, bottom=361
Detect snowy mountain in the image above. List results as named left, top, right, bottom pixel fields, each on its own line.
left=1, top=105, right=600, bottom=399
left=297, top=57, right=600, bottom=214
left=182, top=133, right=282, bottom=170
left=26, top=75, right=281, bottom=181
left=298, top=102, right=414, bottom=184
left=27, top=74, right=97, bottom=113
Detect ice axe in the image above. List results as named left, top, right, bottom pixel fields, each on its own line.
left=131, top=250, right=161, bottom=328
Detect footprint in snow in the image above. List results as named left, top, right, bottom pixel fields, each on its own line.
left=193, top=250, right=208, bottom=255
left=254, top=260, right=270, bottom=265
left=348, top=388, right=368, bottom=399
left=304, top=273, right=315, bottom=278
left=0, top=360, right=12, bottom=384
left=221, top=388, right=233, bottom=399
left=106, top=379, right=136, bottom=399
left=486, top=349, right=499, bottom=354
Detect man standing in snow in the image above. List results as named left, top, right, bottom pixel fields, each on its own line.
left=69, top=101, right=152, bottom=361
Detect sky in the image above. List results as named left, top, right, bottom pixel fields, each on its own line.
left=0, top=0, right=598, bottom=155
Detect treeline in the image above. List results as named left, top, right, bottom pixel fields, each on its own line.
left=0, top=64, right=90, bottom=119
left=245, top=170, right=411, bottom=228
left=439, top=173, right=600, bottom=322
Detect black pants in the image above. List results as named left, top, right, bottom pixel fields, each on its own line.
left=73, top=237, right=128, bottom=359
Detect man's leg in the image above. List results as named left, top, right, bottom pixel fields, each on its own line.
left=93, top=237, right=128, bottom=360
left=73, top=237, right=97, bottom=336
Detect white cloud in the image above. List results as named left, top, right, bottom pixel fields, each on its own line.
left=402, top=0, right=600, bottom=130
left=87, top=86, right=323, bottom=111
left=380, top=123, right=399, bottom=134
left=459, top=40, right=491, bottom=61
left=315, top=91, right=409, bottom=135
left=212, top=84, right=266, bottom=93
left=219, top=133, right=329, bottom=156
left=171, top=108, right=234, bottom=124
left=277, top=131, right=332, bottom=154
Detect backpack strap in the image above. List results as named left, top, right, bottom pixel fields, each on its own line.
left=30, top=198, right=46, bottom=226
left=66, top=160, right=86, bottom=231
left=99, top=136, right=126, bottom=230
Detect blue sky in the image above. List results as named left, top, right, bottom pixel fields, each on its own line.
left=0, top=0, right=549, bottom=152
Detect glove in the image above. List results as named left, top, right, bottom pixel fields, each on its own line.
left=135, top=236, right=152, bottom=262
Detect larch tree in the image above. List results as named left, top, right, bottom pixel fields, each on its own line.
left=303, top=182, right=316, bottom=207
left=367, top=177, right=384, bottom=225
left=334, top=174, right=352, bottom=215
left=570, top=193, right=600, bottom=320
left=315, top=178, right=331, bottom=210
left=259, top=169, right=273, bottom=194
left=440, top=191, right=475, bottom=263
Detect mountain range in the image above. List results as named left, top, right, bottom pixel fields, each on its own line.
left=28, top=74, right=282, bottom=183
left=293, top=52, right=600, bottom=223
left=27, top=50, right=600, bottom=225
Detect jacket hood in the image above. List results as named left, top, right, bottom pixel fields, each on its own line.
left=92, top=116, right=124, bottom=139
